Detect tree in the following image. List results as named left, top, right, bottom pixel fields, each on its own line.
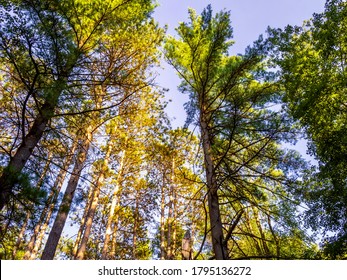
left=165, top=5, right=236, bottom=260
left=165, top=5, right=311, bottom=259
left=0, top=0, right=80, bottom=210
left=0, top=0, right=158, bottom=211
left=148, top=128, right=203, bottom=260
left=268, top=0, right=347, bottom=259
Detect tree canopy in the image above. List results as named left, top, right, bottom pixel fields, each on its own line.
left=0, top=0, right=345, bottom=260
left=268, top=0, right=347, bottom=259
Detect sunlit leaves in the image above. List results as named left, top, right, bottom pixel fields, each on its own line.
left=268, top=0, right=347, bottom=259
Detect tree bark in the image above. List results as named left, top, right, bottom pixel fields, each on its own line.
left=0, top=78, right=66, bottom=211
left=200, top=114, right=228, bottom=260
left=24, top=142, right=77, bottom=260
left=41, top=127, right=92, bottom=260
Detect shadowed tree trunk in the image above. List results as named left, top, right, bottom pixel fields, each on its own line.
left=0, top=84, right=66, bottom=211
left=24, top=142, right=78, bottom=260
left=200, top=114, right=229, bottom=260
left=41, top=127, right=92, bottom=260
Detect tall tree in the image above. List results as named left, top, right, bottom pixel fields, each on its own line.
left=0, top=0, right=157, bottom=211
left=165, top=5, right=309, bottom=259
left=165, top=5, right=235, bottom=260
left=268, top=0, right=347, bottom=259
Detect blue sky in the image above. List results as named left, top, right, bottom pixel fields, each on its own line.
left=154, top=0, right=326, bottom=129
left=153, top=0, right=326, bottom=160
left=60, top=0, right=327, bottom=254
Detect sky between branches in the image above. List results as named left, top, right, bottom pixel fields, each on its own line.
left=154, top=0, right=325, bottom=158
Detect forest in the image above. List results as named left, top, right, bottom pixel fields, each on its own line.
left=0, top=0, right=346, bottom=260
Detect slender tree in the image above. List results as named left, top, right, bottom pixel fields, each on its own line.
left=165, top=5, right=311, bottom=259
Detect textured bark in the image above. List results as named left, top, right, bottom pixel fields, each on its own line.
left=41, top=128, right=92, bottom=260
left=25, top=143, right=77, bottom=260
left=200, top=114, right=228, bottom=260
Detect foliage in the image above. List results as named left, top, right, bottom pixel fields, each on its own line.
left=268, top=0, right=347, bottom=258
left=165, top=5, right=310, bottom=259
left=0, top=0, right=344, bottom=260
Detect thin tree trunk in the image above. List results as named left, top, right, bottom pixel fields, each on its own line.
left=12, top=211, right=30, bottom=259
left=132, top=190, right=139, bottom=259
left=41, top=127, right=92, bottom=260
left=109, top=219, right=119, bottom=259
left=28, top=142, right=78, bottom=260
left=160, top=167, right=166, bottom=260
left=101, top=148, right=126, bottom=259
left=200, top=114, right=228, bottom=260
left=167, top=157, right=175, bottom=260
left=75, top=140, right=113, bottom=260
left=72, top=181, right=94, bottom=258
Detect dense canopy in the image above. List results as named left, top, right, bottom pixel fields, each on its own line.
left=0, top=0, right=345, bottom=260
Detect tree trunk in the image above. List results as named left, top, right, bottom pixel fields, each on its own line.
left=72, top=181, right=94, bottom=258
left=24, top=143, right=77, bottom=260
left=200, top=114, right=228, bottom=260
left=75, top=139, right=113, bottom=260
left=0, top=78, right=67, bottom=211
left=101, top=148, right=126, bottom=259
left=132, top=190, right=139, bottom=259
left=160, top=167, right=166, bottom=260
left=167, top=157, right=175, bottom=260
left=41, top=127, right=92, bottom=260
